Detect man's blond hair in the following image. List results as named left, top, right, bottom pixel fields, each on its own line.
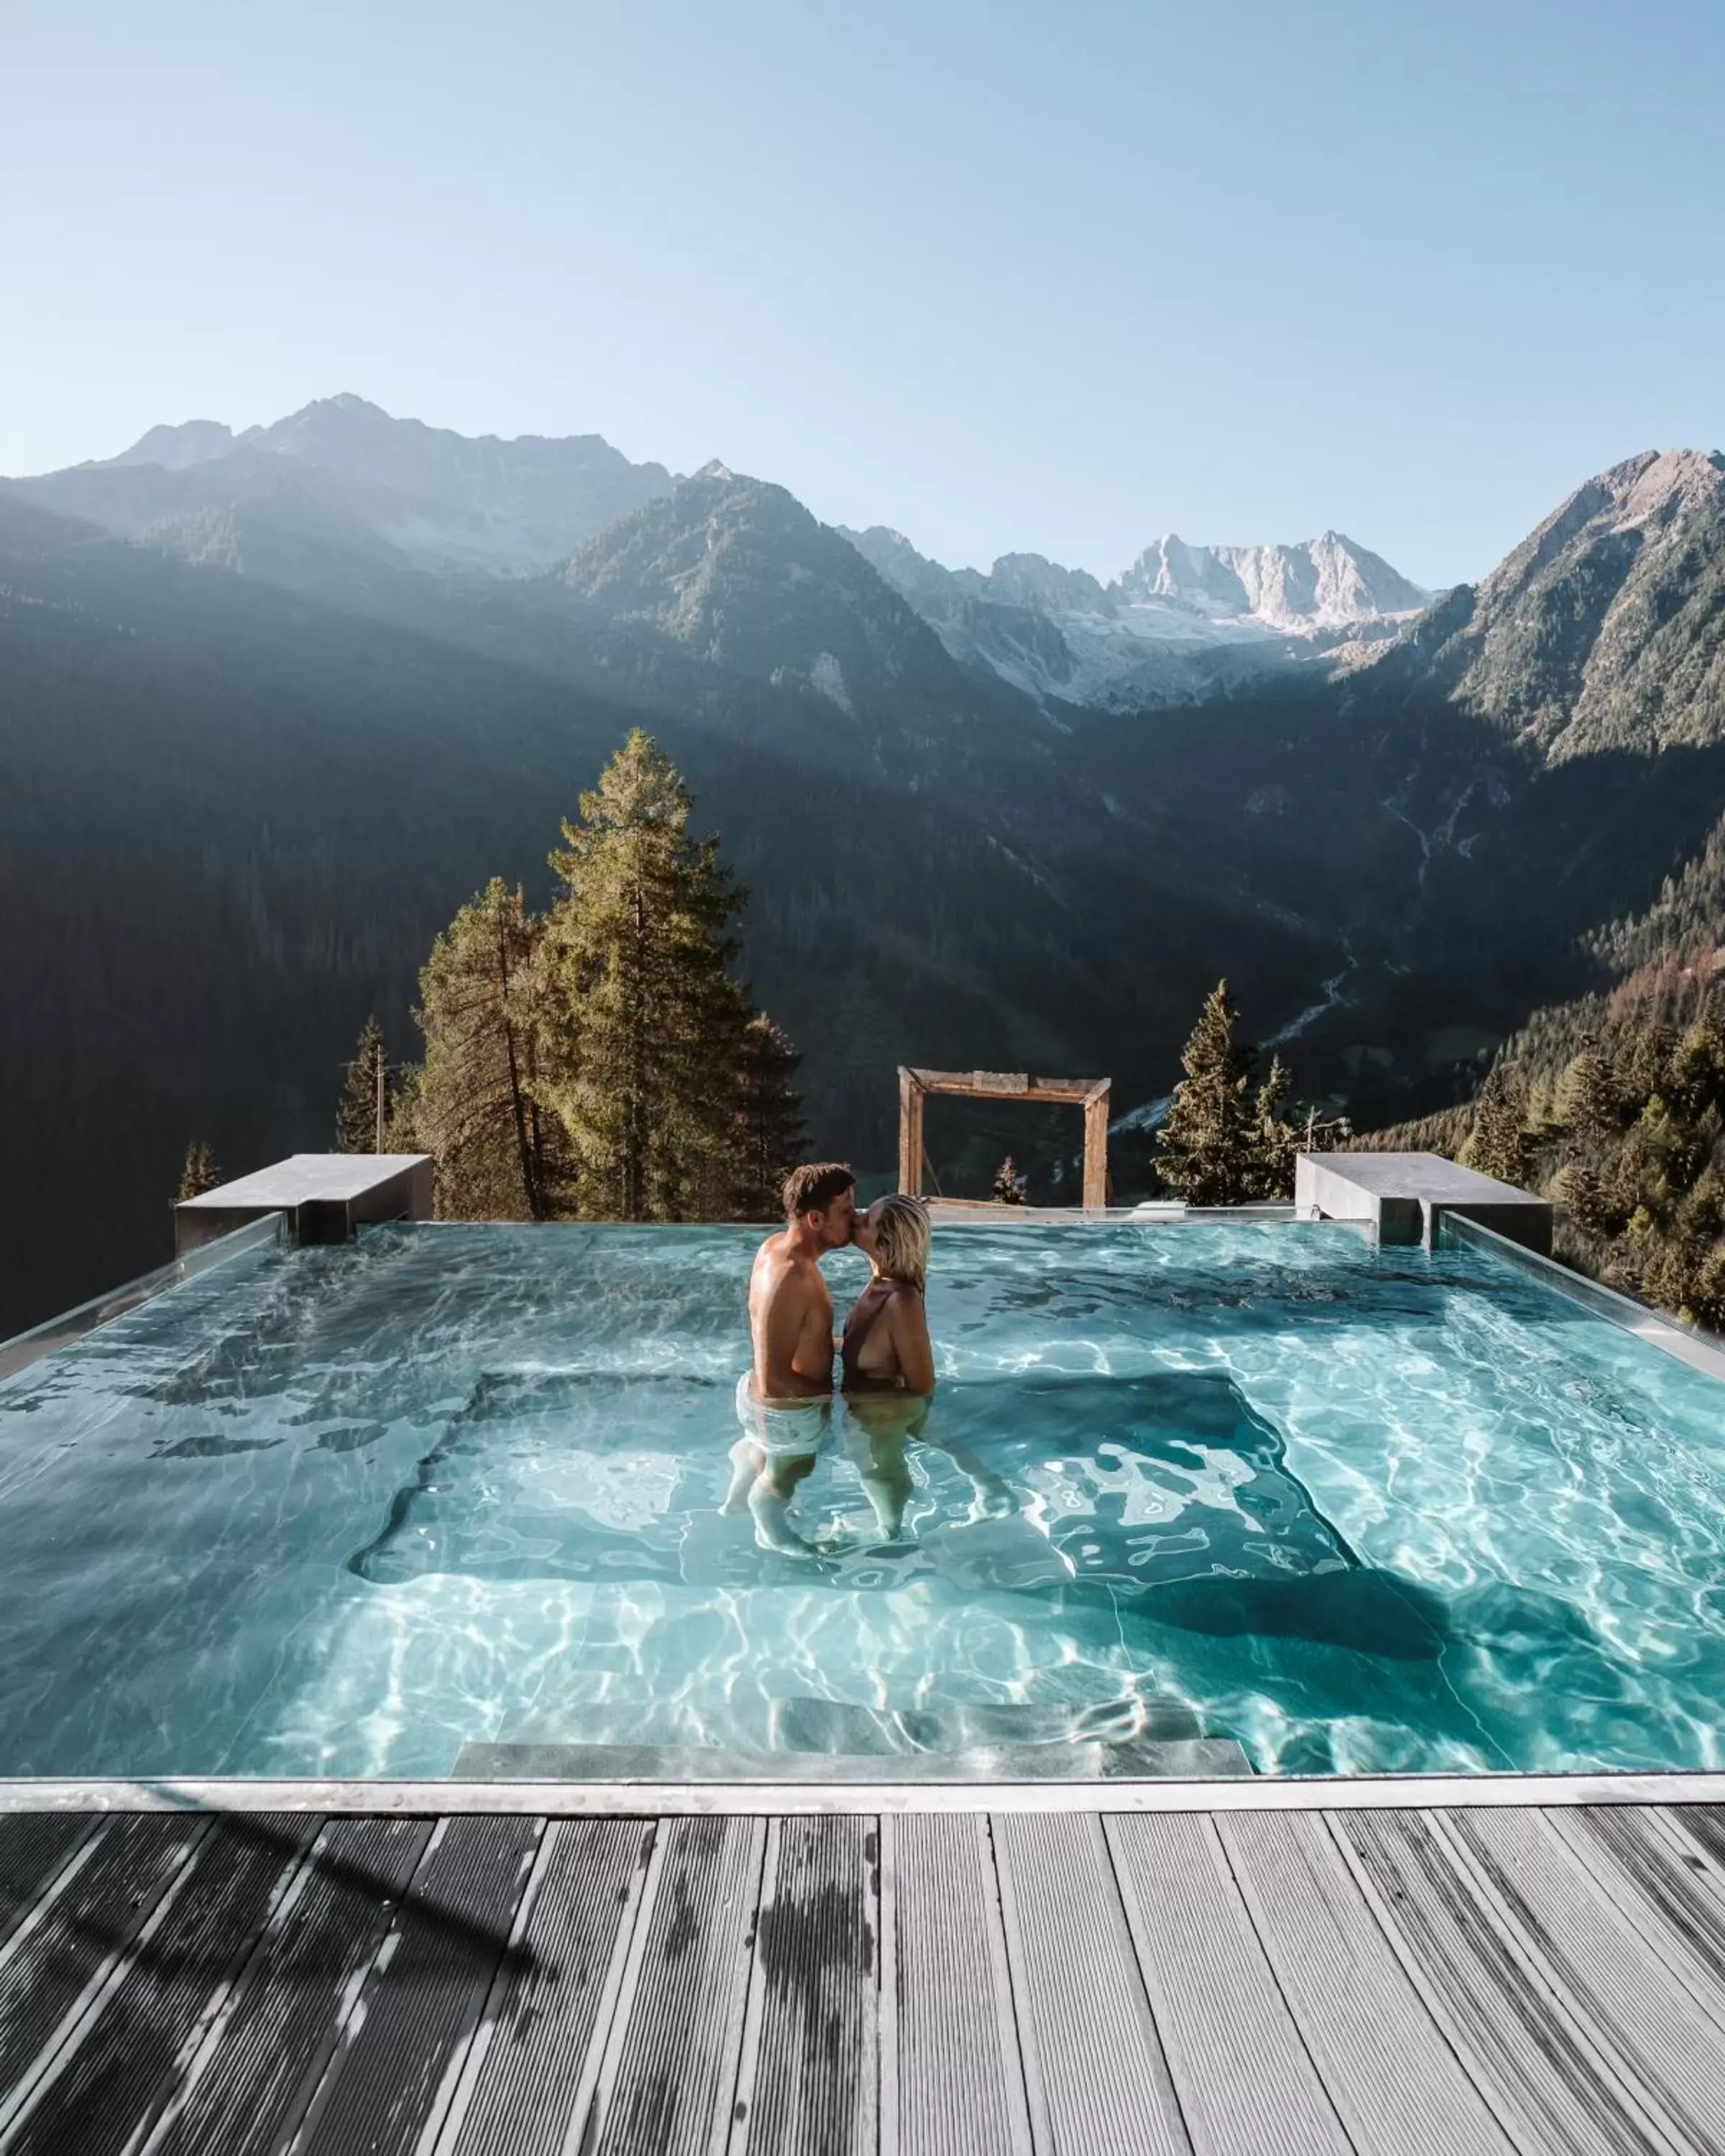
left=781, top=1161, right=855, bottom=1221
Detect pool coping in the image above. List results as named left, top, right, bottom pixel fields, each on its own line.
left=6, top=1768, right=1725, bottom=1815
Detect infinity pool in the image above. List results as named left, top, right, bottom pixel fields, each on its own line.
left=2, top=1217, right=1723, bottom=1780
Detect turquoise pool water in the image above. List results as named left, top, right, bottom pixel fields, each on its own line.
left=1, top=1218, right=1723, bottom=1779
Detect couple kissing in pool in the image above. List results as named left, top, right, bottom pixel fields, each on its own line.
left=727, top=1161, right=1010, bottom=1554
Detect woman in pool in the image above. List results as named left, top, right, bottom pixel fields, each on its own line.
left=841, top=1194, right=1014, bottom=1538
left=843, top=1192, right=937, bottom=1396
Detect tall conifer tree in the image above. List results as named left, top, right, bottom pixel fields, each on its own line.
left=1460, top=1065, right=1535, bottom=1188
left=1156, top=979, right=1261, bottom=1204
left=415, top=880, right=561, bottom=1220
left=542, top=732, right=750, bottom=1220
left=731, top=1013, right=806, bottom=1219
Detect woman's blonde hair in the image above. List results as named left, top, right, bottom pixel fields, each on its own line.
left=873, top=1192, right=932, bottom=1294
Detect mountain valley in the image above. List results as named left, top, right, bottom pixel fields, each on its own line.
left=1, top=405, right=1722, bottom=1333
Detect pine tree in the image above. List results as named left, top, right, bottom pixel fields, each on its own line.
left=541, top=732, right=751, bottom=1220
left=731, top=1013, right=806, bottom=1219
left=415, top=879, right=563, bottom=1220
left=1554, top=1042, right=1619, bottom=1144
left=993, top=1156, right=1029, bottom=1205
left=336, top=1014, right=390, bottom=1153
left=1460, top=1065, right=1535, bottom=1188
left=1156, top=979, right=1262, bottom=1205
left=176, top=1140, right=221, bottom=1203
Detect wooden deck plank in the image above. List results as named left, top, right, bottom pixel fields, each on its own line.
left=0, top=1815, right=313, bottom=2156
left=1217, top=1810, right=1514, bottom=2156
left=434, top=1818, right=655, bottom=2156
left=878, top=1815, right=1031, bottom=2156
left=586, top=1815, right=765, bottom=2156
left=992, top=1811, right=1190, bottom=2156
left=1437, top=1807, right=1725, bottom=2155
left=1105, top=1812, right=1351, bottom=2156
left=0, top=1818, right=98, bottom=1958
left=1547, top=1807, right=1725, bottom=2021
left=142, top=1816, right=435, bottom=2156
left=1333, top=1810, right=1678, bottom=2156
left=730, top=1815, right=878, bottom=2156
left=0, top=1813, right=207, bottom=2137
left=288, top=1815, right=540, bottom=2156
left=1660, top=1806, right=1725, bottom=1925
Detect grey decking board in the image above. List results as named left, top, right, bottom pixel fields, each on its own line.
left=992, top=1810, right=1190, bottom=2156
left=434, top=1818, right=655, bottom=2156
left=1105, top=1812, right=1352, bottom=2156
left=286, top=1814, right=540, bottom=2156
left=1332, top=1810, right=1677, bottom=2156
left=142, top=1815, right=436, bottom=2156
left=1437, top=1807, right=1725, bottom=2155
left=0, top=1815, right=314, bottom=2156
left=0, top=1800, right=1717, bottom=2156
left=1218, top=1810, right=1517, bottom=2156
left=1665, top=1804, right=1725, bottom=1895
left=586, top=1814, right=765, bottom=2156
left=1549, top=1807, right=1725, bottom=2018
left=730, top=1815, right=877, bottom=2156
left=0, top=1818, right=98, bottom=1959
left=0, top=1812, right=208, bottom=2136
left=878, top=1815, right=1031, bottom=2156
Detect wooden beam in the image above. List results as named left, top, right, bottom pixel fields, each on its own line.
left=898, top=1067, right=924, bottom=1197
left=908, top=1069, right=1100, bottom=1106
left=1082, top=1088, right=1110, bottom=1210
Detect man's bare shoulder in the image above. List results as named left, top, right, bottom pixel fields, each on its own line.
left=752, top=1228, right=797, bottom=1281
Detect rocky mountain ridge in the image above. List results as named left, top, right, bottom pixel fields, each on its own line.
left=840, top=521, right=1430, bottom=711
left=4, top=394, right=678, bottom=576
left=6, top=396, right=1427, bottom=712
left=1356, top=448, right=1725, bottom=760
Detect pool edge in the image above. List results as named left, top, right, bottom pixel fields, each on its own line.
left=6, top=1768, right=1725, bottom=1815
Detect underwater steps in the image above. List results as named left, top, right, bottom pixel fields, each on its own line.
left=456, top=1694, right=1254, bottom=1779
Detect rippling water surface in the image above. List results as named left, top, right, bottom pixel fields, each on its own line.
left=2, top=1219, right=1723, bottom=1778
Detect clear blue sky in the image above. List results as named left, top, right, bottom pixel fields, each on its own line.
left=3, top=0, right=1721, bottom=587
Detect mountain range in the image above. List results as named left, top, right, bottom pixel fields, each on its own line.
left=7, top=395, right=1426, bottom=709
left=840, top=522, right=1429, bottom=712
left=1, top=399, right=1721, bottom=1335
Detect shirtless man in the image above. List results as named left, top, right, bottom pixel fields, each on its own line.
left=727, top=1162, right=857, bottom=1549
left=749, top=1161, right=857, bottom=1399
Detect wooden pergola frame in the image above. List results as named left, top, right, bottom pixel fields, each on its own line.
left=897, top=1067, right=1112, bottom=1211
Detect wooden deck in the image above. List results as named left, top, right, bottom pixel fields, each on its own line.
left=2, top=1800, right=1725, bottom=2153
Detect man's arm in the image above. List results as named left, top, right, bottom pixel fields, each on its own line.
left=760, top=1269, right=827, bottom=1398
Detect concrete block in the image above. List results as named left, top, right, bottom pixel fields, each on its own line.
left=1296, top=1150, right=1552, bottom=1256
left=176, top=1154, right=433, bottom=1253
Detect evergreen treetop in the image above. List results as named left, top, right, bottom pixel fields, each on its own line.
left=175, top=1140, right=221, bottom=1204
left=542, top=730, right=752, bottom=1220
left=336, top=1014, right=389, bottom=1153
left=1156, top=978, right=1263, bottom=1206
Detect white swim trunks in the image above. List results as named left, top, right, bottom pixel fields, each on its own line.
left=735, top=1371, right=830, bottom=1460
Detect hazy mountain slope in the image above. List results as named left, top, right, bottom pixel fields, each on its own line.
left=0, top=492, right=1324, bottom=1333
left=1360, top=449, right=1725, bottom=757
left=1, top=395, right=677, bottom=576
